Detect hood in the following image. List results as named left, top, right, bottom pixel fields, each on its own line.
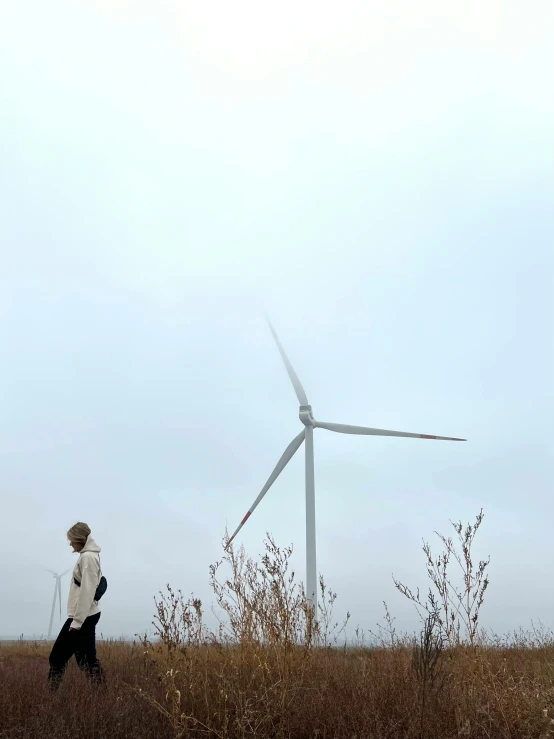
left=81, top=535, right=101, bottom=554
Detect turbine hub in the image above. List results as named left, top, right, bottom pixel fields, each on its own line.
left=299, top=405, right=315, bottom=426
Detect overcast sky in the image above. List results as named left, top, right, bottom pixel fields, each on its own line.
left=1, top=0, right=553, bottom=641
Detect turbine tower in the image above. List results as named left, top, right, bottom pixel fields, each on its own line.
left=46, top=568, right=70, bottom=639
left=226, top=317, right=466, bottom=620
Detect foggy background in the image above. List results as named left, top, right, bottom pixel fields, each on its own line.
left=0, top=0, right=552, bottom=640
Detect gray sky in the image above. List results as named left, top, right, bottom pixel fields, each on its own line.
left=1, top=0, right=553, bottom=640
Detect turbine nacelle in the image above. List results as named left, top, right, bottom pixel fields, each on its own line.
left=299, top=405, right=315, bottom=426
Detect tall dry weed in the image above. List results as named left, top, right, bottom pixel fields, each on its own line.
left=393, top=508, right=490, bottom=647
left=411, top=605, right=446, bottom=738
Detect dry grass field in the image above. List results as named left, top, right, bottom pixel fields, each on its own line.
left=2, top=512, right=554, bottom=739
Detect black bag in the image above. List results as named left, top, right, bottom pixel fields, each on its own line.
left=73, top=553, right=107, bottom=602
left=73, top=574, right=107, bottom=602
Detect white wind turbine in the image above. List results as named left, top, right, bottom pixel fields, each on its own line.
left=45, top=568, right=71, bottom=639
left=226, top=318, right=466, bottom=620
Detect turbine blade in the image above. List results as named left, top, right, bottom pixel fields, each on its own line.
left=226, top=430, right=306, bottom=549
left=44, top=567, right=57, bottom=576
left=265, top=316, right=309, bottom=406
left=315, top=420, right=466, bottom=442
left=60, top=569, right=71, bottom=577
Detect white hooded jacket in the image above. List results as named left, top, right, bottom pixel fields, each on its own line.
left=67, top=535, right=102, bottom=630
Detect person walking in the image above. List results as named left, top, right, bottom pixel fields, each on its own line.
left=48, top=522, right=105, bottom=690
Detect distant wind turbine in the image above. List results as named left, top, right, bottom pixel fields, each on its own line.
left=45, top=568, right=71, bottom=639
left=226, top=317, right=466, bottom=620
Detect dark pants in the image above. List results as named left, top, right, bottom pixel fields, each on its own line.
left=48, top=613, right=105, bottom=690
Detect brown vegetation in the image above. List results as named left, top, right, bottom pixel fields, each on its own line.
left=2, top=512, right=554, bottom=739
